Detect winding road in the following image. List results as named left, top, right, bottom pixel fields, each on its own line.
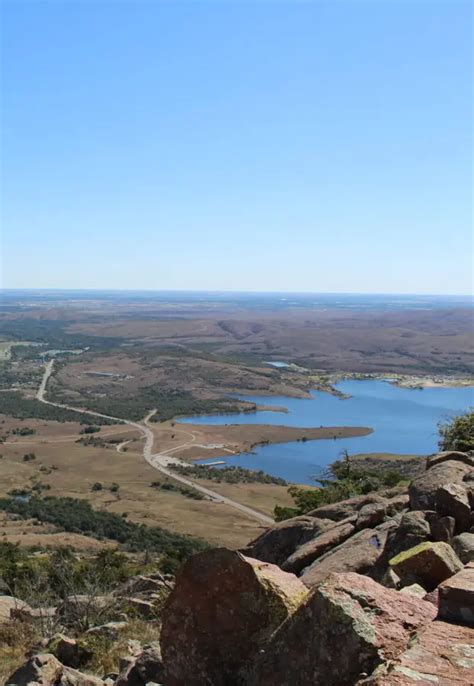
left=36, top=360, right=274, bottom=525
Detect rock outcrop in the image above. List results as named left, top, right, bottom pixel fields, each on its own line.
left=371, top=511, right=432, bottom=578
left=389, top=541, right=464, bottom=590
left=0, top=596, right=32, bottom=623
left=241, top=515, right=333, bottom=565
left=409, top=459, right=471, bottom=510
left=281, top=519, right=355, bottom=574
left=247, top=572, right=437, bottom=686
left=5, top=653, right=105, bottom=686
left=115, top=643, right=164, bottom=686
left=160, top=548, right=308, bottom=685
left=436, top=482, right=472, bottom=533
left=426, top=450, right=474, bottom=470
left=48, top=634, right=92, bottom=669
left=438, top=562, right=474, bottom=626
left=362, top=620, right=474, bottom=684
left=300, top=524, right=393, bottom=588
left=114, top=575, right=169, bottom=598
left=242, top=450, right=474, bottom=593
left=6, top=654, right=63, bottom=686
left=307, top=493, right=389, bottom=521
left=452, top=531, right=474, bottom=563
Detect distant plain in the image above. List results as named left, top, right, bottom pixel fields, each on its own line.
left=0, top=290, right=472, bottom=549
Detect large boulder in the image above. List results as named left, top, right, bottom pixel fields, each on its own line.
left=361, top=619, right=474, bottom=684
left=307, top=494, right=386, bottom=522
left=115, top=643, right=164, bottom=686
left=409, top=460, right=471, bottom=510
left=354, top=503, right=390, bottom=530
left=389, top=541, right=464, bottom=591
left=452, top=532, right=474, bottom=564
left=426, top=450, right=474, bottom=470
left=435, top=482, right=472, bottom=533
left=438, top=562, right=474, bottom=626
left=114, top=575, right=167, bottom=597
left=301, top=524, right=393, bottom=588
left=5, top=654, right=63, bottom=686
left=117, top=641, right=142, bottom=675
left=399, top=583, right=427, bottom=599
left=0, top=596, right=32, bottom=623
left=58, top=666, right=105, bottom=686
left=5, top=653, right=104, bottom=686
left=160, top=548, right=308, bottom=686
left=48, top=634, right=92, bottom=669
left=122, top=597, right=156, bottom=619
left=351, top=492, right=409, bottom=534
left=427, top=513, right=456, bottom=543
left=248, top=572, right=436, bottom=686
left=281, top=520, right=355, bottom=574
left=241, top=515, right=333, bottom=565
left=373, top=511, right=432, bottom=580
left=85, top=621, right=129, bottom=641
left=463, top=468, right=474, bottom=491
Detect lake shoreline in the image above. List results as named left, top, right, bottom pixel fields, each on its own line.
left=157, top=422, right=373, bottom=464
left=324, top=371, right=474, bottom=392
left=178, top=379, right=473, bottom=485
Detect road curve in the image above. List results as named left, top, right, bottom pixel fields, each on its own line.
left=36, top=360, right=274, bottom=526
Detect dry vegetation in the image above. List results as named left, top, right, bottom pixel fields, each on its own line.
left=65, top=307, right=474, bottom=375
left=148, top=420, right=371, bottom=461
left=0, top=512, right=112, bottom=551
left=0, top=417, right=298, bottom=548
left=0, top=618, right=41, bottom=683
left=48, top=349, right=314, bottom=411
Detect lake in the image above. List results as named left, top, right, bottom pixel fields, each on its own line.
left=179, top=380, right=474, bottom=484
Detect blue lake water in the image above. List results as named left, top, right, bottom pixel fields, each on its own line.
left=179, top=380, right=474, bottom=484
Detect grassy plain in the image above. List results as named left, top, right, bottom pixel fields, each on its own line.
left=0, top=417, right=298, bottom=548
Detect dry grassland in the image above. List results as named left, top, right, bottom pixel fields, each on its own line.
left=0, top=419, right=297, bottom=548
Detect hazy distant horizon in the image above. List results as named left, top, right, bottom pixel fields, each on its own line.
left=1, top=288, right=473, bottom=313
left=1, top=287, right=473, bottom=296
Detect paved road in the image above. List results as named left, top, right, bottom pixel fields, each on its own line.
left=36, top=360, right=274, bottom=525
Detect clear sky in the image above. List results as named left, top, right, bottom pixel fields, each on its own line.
left=1, top=1, right=472, bottom=294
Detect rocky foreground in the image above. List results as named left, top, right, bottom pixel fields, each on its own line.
left=4, top=450, right=474, bottom=685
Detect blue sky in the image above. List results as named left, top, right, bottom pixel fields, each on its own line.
left=1, top=1, right=472, bottom=294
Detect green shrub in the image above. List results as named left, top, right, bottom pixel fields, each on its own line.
left=80, top=426, right=101, bottom=435
left=274, top=454, right=404, bottom=521
left=438, top=410, right=474, bottom=452
left=151, top=481, right=204, bottom=500
left=12, top=427, right=36, bottom=436
left=0, top=496, right=208, bottom=572
left=170, top=464, right=287, bottom=486
left=69, top=386, right=249, bottom=422
left=0, top=392, right=118, bottom=424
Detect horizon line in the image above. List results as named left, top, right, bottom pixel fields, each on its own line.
left=1, top=288, right=473, bottom=299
